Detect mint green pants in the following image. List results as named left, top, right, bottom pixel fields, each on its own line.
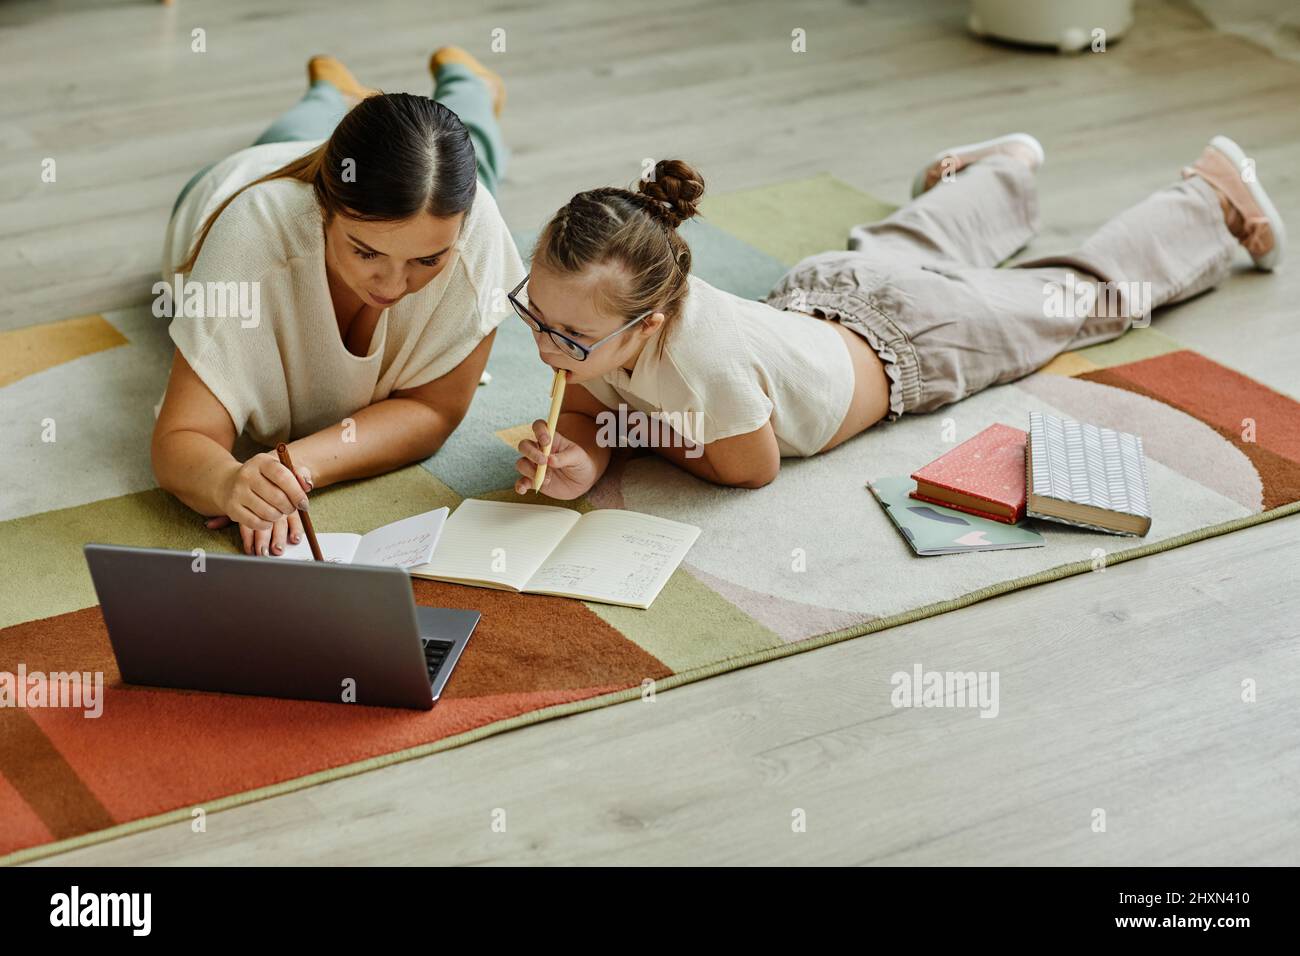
left=174, top=63, right=506, bottom=212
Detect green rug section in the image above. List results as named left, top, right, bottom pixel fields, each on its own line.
left=701, top=172, right=899, bottom=266
left=0, top=465, right=455, bottom=629
left=589, top=564, right=784, bottom=672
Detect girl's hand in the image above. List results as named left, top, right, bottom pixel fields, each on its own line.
left=209, top=453, right=313, bottom=555
left=514, top=419, right=599, bottom=500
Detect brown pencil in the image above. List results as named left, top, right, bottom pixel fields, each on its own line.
left=275, top=442, right=323, bottom=562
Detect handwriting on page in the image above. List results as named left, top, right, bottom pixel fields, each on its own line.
left=530, top=530, right=681, bottom=603
left=610, top=531, right=680, bottom=602
left=529, top=563, right=598, bottom=589
left=367, top=531, right=436, bottom=568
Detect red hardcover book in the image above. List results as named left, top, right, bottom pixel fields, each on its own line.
left=908, top=424, right=1027, bottom=524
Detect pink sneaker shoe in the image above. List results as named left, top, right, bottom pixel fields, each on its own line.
left=1183, top=135, right=1286, bottom=271
left=910, top=132, right=1045, bottom=198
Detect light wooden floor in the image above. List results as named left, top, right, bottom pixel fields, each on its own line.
left=5, top=0, right=1299, bottom=865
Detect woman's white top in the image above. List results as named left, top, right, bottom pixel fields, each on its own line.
left=161, top=140, right=524, bottom=446
left=578, top=274, right=855, bottom=457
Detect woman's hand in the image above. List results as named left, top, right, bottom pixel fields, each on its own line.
left=209, top=452, right=313, bottom=555
left=205, top=511, right=308, bottom=557
left=514, top=419, right=600, bottom=500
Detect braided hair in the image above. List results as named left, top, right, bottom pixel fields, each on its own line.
left=535, top=160, right=705, bottom=353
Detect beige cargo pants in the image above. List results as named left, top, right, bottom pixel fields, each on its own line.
left=765, top=155, right=1239, bottom=419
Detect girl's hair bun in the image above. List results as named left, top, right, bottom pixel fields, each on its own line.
left=635, top=159, right=705, bottom=228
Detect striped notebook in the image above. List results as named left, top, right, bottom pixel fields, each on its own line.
left=1026, top=412, right=1152, bottom=536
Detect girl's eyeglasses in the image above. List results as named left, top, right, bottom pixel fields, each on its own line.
left=507, top=273, right=651, bottom=361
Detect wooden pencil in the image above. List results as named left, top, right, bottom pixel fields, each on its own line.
left=533, top=368, right=567, bottom=494
left=275, top=442, right=323, bottom=561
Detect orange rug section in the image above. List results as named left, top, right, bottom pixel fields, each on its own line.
left=0, top=581, right=671, bottom=855
left=1081, top=351, right=1300, bottom=509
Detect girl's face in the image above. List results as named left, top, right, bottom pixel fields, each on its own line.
left=324, top=210, right=464, bottom=309
left=524, top=263, right=664, bottom=385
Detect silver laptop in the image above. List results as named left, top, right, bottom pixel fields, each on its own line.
left=84, top=544, right=478, bottom=711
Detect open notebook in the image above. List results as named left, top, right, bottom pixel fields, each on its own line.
left=411, top=499, right=700, bottom=609
left=277, top=507, right=448, bottom=568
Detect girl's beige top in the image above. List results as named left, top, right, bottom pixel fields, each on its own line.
left=578, top=275, right=855, bottom=456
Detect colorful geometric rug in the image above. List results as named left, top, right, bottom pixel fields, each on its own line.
left=3, top=174, right=1298, bottom=864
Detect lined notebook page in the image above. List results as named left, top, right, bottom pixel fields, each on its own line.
left=420, top=499, right=581, bottom=590
left=527, top=509, right=701, bottom=608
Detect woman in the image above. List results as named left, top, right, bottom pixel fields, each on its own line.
left=509, top=135, right=1283, bottom=497
left=152, top=50, right=524, bottom=556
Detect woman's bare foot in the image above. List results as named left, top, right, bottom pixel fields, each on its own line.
left=430, top=46, right=506, bottom=117
left=913, top=132, right=1045, bottom=197
left=307, top=55, right=378, bottom=106
left=1182, top=135, right=1285, bottom=271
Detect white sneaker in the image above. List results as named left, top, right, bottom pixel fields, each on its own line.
left=910, top=132, right=1046, bottom=198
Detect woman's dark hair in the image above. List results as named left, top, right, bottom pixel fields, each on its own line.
left=178, top=92, right=477, bottom=272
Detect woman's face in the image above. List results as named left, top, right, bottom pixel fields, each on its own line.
left=324, top=210, right=464, bottom=309
left=524, top=263, right=664, bottom=385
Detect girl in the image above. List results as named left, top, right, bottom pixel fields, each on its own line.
left=153, top=51, right=524, bottom=556
left=511, top=138, right=1284, bottom=497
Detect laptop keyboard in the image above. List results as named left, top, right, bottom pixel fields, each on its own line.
left=421, top=638, right=454, bottom=683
